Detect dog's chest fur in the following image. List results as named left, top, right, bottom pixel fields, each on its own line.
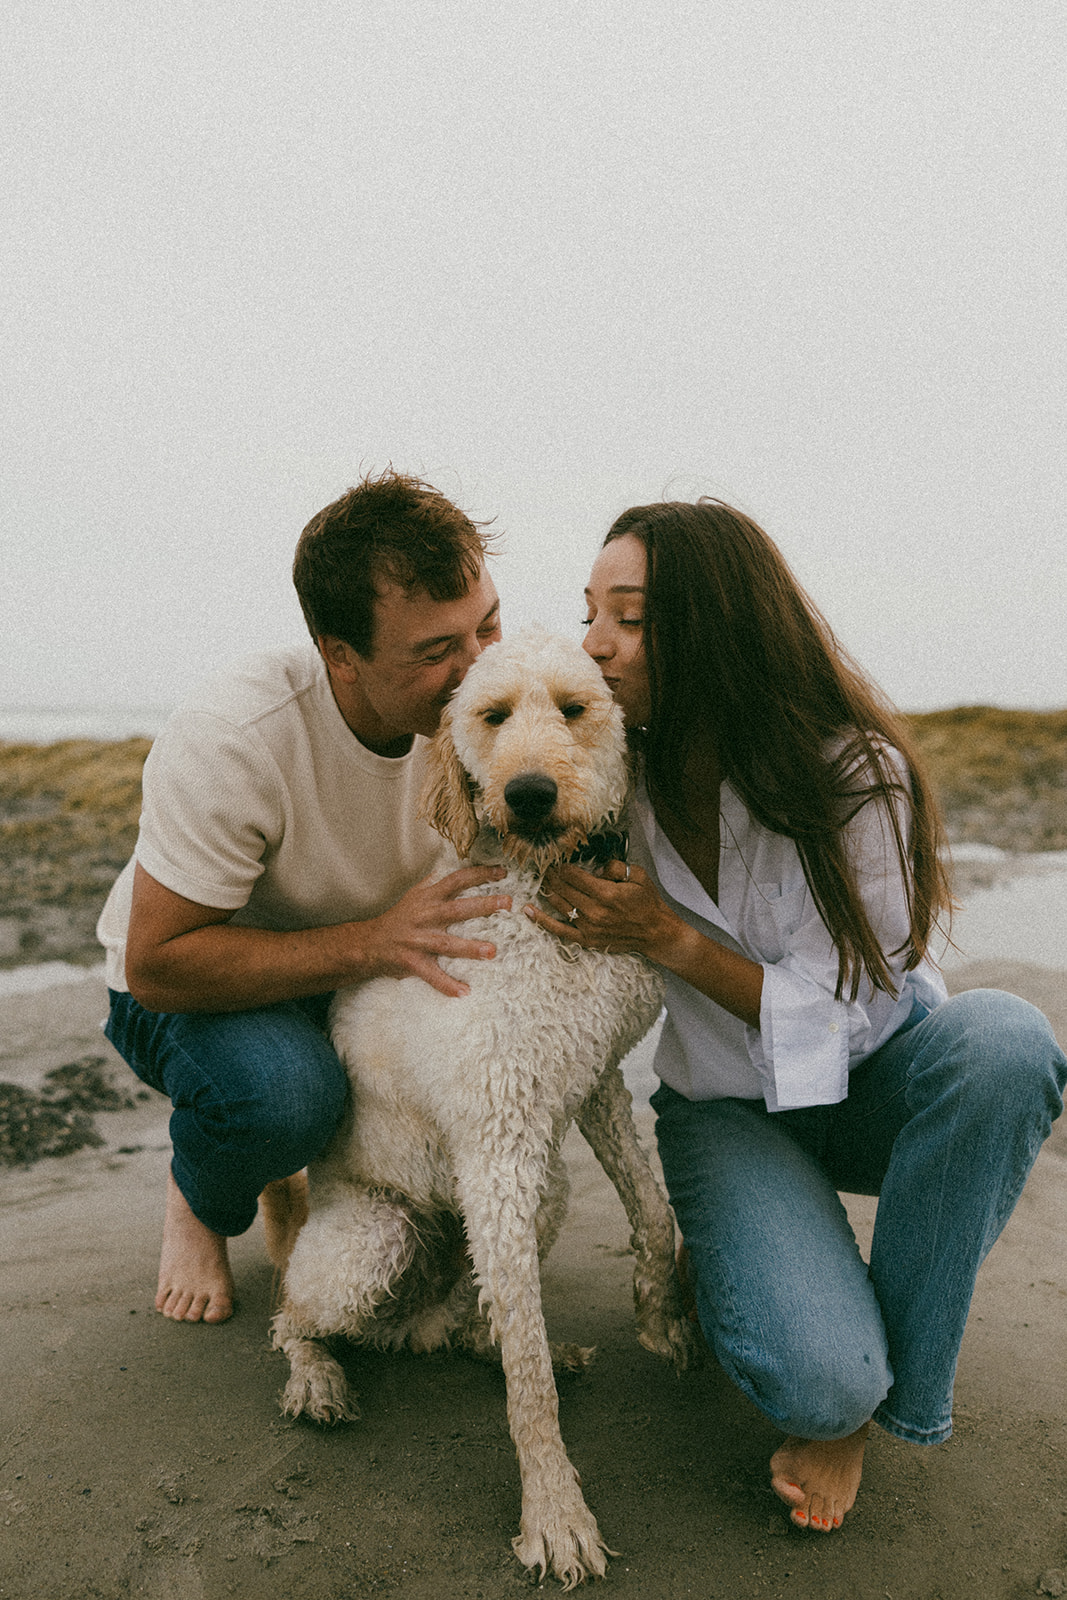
left=323, top=865, right=664, bottom=1207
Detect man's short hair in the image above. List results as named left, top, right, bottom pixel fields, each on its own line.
left=293, top=468, right=494, bottom=657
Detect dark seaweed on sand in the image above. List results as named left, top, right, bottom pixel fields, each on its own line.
left=0, top=1054, right=136, bottom=1166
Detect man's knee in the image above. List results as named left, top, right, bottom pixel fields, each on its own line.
left=223, top=1060, right=347, bottom=1156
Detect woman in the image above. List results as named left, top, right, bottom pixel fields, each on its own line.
left=526, top=499, right=1065, bottom=1532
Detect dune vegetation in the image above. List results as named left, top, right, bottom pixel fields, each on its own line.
left=0, top=738, right=151, bottom=910
left=0, top=738, right=150, bottom=964
left=904, top=707, right=1067, bottom=853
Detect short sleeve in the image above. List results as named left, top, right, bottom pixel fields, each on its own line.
left=135, top=711, right=286, bottom=909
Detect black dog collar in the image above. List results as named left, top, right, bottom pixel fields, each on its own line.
left=567, top=828, right=628, bottom=868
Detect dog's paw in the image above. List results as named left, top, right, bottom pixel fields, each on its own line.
left=549, top=1341, right=596, bottom=1375
left=512, top=1492, right=614, bottom=1589
left=637, top=1313, right=702, bottom=1373
left=279, top=1344, right=360, bottom=1424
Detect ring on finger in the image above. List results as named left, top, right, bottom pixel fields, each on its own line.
left=567, top=905, right=580, bottom=923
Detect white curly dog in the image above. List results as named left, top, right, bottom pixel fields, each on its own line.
left=269, top=627, right=693, bottom=1588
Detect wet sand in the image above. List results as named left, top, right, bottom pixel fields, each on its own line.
left=1, top=952, right=1065, bottom=1600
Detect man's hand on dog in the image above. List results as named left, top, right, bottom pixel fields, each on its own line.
left=366, top=866, right=511, bottom=997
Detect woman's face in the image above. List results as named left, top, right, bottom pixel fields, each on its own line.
left=582, top=533, right=652, bottom=728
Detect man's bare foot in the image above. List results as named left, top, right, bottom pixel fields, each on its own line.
left=770, top=1423, right=869, bottom=1531
left=156, top=1171, right=235, bottom=1323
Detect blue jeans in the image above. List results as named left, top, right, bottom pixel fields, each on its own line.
left=652, top=988, right=1065, bottom=1445
left=105, top=989, right=349, bottom=1237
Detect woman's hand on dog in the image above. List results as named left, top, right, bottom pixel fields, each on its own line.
left=526, top=859, right=687, bottom=963
left=527, top=860, right=764, bottom=1028
left=362, top=865, right=512, bottom=998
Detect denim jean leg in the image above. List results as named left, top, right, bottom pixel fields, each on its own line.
left=105, top=990, right=349, bottom=1237
left=652, top=1085, right=892, bottom=1440
left=839, top=990, right=1066, bottom=1444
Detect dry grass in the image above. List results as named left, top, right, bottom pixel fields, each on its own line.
left=905, top=707, right=1067, bottom=852
left=0, top=738, right=150, bottom=911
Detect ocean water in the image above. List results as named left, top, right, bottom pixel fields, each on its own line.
left=0, top=960, right=108, bottom=998
left=939, top=847, right=1067, bottom=972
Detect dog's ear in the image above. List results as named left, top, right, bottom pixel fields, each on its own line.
left=419, top=707, right=480, bottom=858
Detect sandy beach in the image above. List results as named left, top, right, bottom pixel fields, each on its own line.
left=1, top=848, right=1065, bottom=1600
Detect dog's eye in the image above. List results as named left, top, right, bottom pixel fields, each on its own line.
left=483, top=708, right=511, bottom=726
left=560, top=703, right=586, bottom=720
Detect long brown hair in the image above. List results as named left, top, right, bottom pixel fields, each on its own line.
left=606, top=499, right=953, bottom=1001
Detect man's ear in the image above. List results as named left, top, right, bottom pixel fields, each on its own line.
left=318, top=635, right=360, bottom=683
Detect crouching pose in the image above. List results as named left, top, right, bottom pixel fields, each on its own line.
left=527, top=499, right=1066, bottom=1533
left=99, top=470, right=510, bottom=1324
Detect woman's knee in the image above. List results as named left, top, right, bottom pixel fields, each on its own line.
left=915, top=989, right=1065, bottom=1118
left=685, top=1220, right=892, bottom=1441
left=706, top=1306, right=891, bottom=1440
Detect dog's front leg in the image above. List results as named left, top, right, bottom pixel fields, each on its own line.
left=577, top=1063, right=697, bottom=1371
left=452, top=1143, right=612, bottom=1590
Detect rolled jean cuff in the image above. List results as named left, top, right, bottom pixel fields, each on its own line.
left=872, top=1402, right=953, bottom=1446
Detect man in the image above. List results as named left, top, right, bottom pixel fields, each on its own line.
left=98, top=470, right=510, bottom=1324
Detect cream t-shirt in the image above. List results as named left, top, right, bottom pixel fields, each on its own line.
left=97, top=644, right=450, bottom=993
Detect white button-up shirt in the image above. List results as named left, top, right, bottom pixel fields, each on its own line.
left=629, top=763, right=948, bottom=1112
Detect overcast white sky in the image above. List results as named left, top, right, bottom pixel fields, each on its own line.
left=3, top=0, right=1064, bottom=717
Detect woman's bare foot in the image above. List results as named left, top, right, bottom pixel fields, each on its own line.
left=156, top=1171, right=235, bottom=1323
left=770, top=1423, right=869, bottom=1531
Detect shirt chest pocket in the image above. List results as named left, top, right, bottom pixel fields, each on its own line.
left=739, top=881, right=796, bottom=964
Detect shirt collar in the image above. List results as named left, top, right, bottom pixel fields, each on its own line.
left=634, top=780, right=737, bottom=939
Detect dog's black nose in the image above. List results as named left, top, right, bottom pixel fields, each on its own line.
left=504, top=773, right=558, bottom=823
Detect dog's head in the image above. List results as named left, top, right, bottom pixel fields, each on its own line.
left=420, top=626, right=631, bottom=870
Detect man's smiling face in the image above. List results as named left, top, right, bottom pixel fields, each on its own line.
left=322, top=562, right=502, bottom=754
